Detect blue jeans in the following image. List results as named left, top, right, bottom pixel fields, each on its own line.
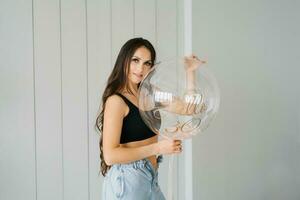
left=102, top=155, right=165, bottom=200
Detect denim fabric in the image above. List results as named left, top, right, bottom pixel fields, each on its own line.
left=102, top=155, right=165, bottom=200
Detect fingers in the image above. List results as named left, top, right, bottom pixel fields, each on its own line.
left=174, top=145, right=182, bottom=153
left=172, top=139, right=181, bottom=145
left=185, top=54, right=207, bottom=64
left=160, top=139, right=183, bottom=154
left=172, top=140, right=182, bottom=153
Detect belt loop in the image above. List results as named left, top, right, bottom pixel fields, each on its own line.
left=157, top=155, right=163, bottom=164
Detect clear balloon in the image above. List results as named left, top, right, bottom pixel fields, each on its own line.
left=138, top=57, right=220, bottom=140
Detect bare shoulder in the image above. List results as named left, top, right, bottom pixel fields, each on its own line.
left=105, top=94, right=126, bottom=108
left=105, top=94, right=128, bottom=117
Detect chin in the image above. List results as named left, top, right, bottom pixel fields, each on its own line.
left=134, top=80, right=141, bottom=84
left=129, top=77, right=141, bottom=84
left=128, top=80, right=140, bottom=86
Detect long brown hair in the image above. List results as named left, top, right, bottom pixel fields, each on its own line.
left=95, top=38, right=156, bottom=176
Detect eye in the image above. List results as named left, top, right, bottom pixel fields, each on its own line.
left=145, top=62, right=152, bottom=67
left=132, top=58, right=139, bottom=63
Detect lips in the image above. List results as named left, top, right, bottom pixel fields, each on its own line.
left=133, top=73, right=143, bottom=78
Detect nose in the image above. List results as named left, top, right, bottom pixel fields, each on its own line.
left=136, top=63, right=144, bottom=73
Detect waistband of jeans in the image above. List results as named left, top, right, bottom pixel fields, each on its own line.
left=114, top=155, right=163, bottom=171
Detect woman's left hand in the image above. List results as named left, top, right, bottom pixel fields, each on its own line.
left=184, top=54, right=206, bottom=72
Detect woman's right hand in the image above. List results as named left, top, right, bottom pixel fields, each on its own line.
left=156, top=139, right=182, bottom=155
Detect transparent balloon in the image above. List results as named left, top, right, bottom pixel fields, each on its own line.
left=138, top=57, right=220, bottom=140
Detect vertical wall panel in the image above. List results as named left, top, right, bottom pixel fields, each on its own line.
left=111, top=0, right=134, bottom=63
left=157, top=0, right=177, bottom=62
left=134, top=0, right=156, bottom=47
left=33, top=0, right=63, bottom=199
left=86, top=0, right=111, bottom=199
left=156, top=0, right=178, bottom=198
left=176, top=1, right=185, bottom=199
left=0, top=0, right=36, bottom=200
left=60, top=0, right=89, bottom=199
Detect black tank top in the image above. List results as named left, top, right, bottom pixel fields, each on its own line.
left=115, top=93, right=158, bottom=144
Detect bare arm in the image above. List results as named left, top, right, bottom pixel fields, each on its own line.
left=102, top=95, right=182, bottom=165
left=185, top=54, right=204, bottom=91
left=152, top=55, right=206, bottom=115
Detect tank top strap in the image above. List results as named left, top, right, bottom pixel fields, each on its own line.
left=115, top=93, right=137, bottom=108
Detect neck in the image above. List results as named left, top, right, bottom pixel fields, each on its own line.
left=122, top=83, right=138, bottom=96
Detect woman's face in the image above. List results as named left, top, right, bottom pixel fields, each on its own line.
left=127, top=46, right=153, bottom=85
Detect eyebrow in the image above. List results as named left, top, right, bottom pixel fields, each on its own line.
left=132, top=56, right=152, bottom=63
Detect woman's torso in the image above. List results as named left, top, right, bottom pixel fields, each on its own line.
left=117, top=92, right=158, bottom=170
left=120, top=136, right=158, bottom=170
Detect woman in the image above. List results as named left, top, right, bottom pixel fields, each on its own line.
left=95, top=37, right=204, bottom=200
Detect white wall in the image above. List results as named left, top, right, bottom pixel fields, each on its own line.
left=192, top=0, right=300, bottom=199
left=0, top=1, right=36, bottom=199
left=0, top=0, right=183, bottom=199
